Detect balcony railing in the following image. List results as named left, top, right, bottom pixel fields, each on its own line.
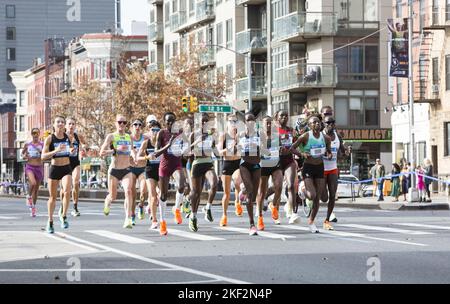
left=199, top=49, right=216, bottom=67
left=235, top=0, right=266, bottom=6
left=273, top=11, right=337, bottom=42
left=148, top=0, right=163, bottom=5
left=429, top=7, right=450, bottom=27
left=236, top=29, right=267, bottom=54
left=148, top=22, right=163, bottom=42
left=273, top=63, right=337, bottom=91
left=235, top=76, right=266, bottom=100
left=196, top=0, right=215, bottom=23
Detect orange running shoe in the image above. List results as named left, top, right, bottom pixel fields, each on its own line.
left=160, top=220, right=168, bottom=235
left=174, top=208, right=182, bottom=225
left=235, top=202, right=243, bottom=217
left=257, top=216, right=265, bottom=231
left=220, top=215, right=227, bottom=227
left=269, top=202, right=279, bottom=221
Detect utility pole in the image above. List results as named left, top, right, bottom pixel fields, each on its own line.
left=408, top=0, right=418, bottom=201
left=266, top=0, right=272, bottom=116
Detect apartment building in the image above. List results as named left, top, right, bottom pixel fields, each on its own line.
left=150, top=0, right=391, bottom=178
left=391, top=0, right=450, bottom=190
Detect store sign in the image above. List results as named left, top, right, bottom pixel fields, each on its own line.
left=338, top=129, right=392, bottom=142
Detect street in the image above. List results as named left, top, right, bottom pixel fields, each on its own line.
left=0, top=196, right=450, bottom=284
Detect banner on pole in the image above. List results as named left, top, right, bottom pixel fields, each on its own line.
left=387, top=18, right=409, bottom=78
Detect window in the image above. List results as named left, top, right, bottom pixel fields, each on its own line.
left=150, top=50, right=156, bottom=64
left=335, top=0, right=379, bottom=29
left=226, top=19, right=233, bottom=49
left=19, top=115, right=25, bottom=132
left=165, top=3, right=170, bottom=28
left=6, top=69, right=15, bottom=82
left=6, top=48, right=16, bottom=61
left=396, top=81, right=402, bottom=104
left=432, top=57, right=439, bottom=85
left=189, top=0, right=194, bottom=16
left=396, top=0, right=402, bottom=18
left=172, top=0, right=178, bottom=13
left=417, top=141, right=426, bottom=165
left=334, top=90, right=379, bottom=127
left=172, top=41, right=178, bottom=57
left=6, top=5, right=15, bottom=18
left=226, top=64, right=233, bottom=92
left=165, top=43, right=170, bottom=63
left=216, top=22, right=223, bottom=48
left=447, top=0, right=450, bottom=21
left=446, top=55, right=450, bottom=90
left=6, top=27, right=15, bottom=40
left=445, top=122, right=450, bottom=156
left=19, top=91, right=24, bottom=107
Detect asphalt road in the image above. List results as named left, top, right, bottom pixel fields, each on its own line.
left=1, top=196, right=450, bottom=284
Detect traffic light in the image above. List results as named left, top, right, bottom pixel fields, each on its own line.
left=190, top=96, right=198, bottom=112
left=181, top=96, right=189, bottom=112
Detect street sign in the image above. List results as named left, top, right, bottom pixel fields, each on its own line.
left=199, top=104, right=232, bottom=113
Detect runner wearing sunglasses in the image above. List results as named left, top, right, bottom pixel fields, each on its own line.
left=21, top=128, right=44, bottom=217
left=100, top=114, right=136, bottom=229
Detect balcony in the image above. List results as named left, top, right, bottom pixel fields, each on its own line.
left=148, top=22, right=163, bottom=43
left=236, top=29, right=267, bottom=54
left=199, top=49, right=216, bottom=67
left=414, top=80, right=440, bottom=103
left=273, top=63, right=337, bottom=92
left=196, top=0, right=215, bottom=24
left=148, top=0, right=163, bottom=5
left=273, top=11, right=337, bottom=43
left=235, top=76, right=267, bottom=101
left=235, top=0, right=266, bottom=6
left=424, top=7, right=450, bottom=30
left=170, top=13, right=179, bottom=32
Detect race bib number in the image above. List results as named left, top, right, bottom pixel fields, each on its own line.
left=262, top=147, right=280, bottom=160
left=53, top=142, right=70, bottom=157
left=116, top=140, right=131, bottom=155
left=324, top=147, right=337, bottom=161
left=310, top=144, right=326, bottom=158
left=281, top=134, right=293, bottom=148
left=27, top=146, right=41, bottom=158
left=69, top=142, right=79, bottom=157
left=146, top=148, right=161, bottom=164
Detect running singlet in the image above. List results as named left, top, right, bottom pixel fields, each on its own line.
left=240, top=134, right=260, bottom=156
left=304, top=130, right=326, bottom=159
left=278, top=128, right=293, bottom=149
left=323, top=130, right=340, bottom=171
left=27, top=141, right=44, bottom=159
left=195, top=135, right=214, bottom=157
left=145, top=140, right=161, bottom=165
left=112, top=133, right=131, bottom=156
left=69, top=133, right=80, bottom=158
left=133, top=134, right=145, bottom=151
left=49, top=134, right=71, bottom=158
left=260, top=137, right=280, bottom=167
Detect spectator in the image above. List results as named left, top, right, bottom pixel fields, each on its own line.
left=401, top=162, right=411, bottom=201
left=375, top=159, right=385, bottom=201
left=416, top=165, right=426, bottom=202
left=369, top=162, right=378, bottom=197
left=423, top=158, right=433, bottom=202
left=390, top=163, right=401, bottom=202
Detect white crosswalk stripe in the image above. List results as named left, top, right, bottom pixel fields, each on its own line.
left=215, top=226, right=295, bottom=239
left=277, top=225, right=428, bottom=247
left=394, top=223, right=450, bottom=231
left=148, top=227, right=225, bottom=241
left=86, top=230, right=153, bottom=244
left=338, top=224, right=434, bottom=235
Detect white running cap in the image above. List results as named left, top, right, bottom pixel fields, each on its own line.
left=146, top=115, right=157, bottom=124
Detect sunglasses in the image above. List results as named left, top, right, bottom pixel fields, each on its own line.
left=117, top=121, right=127, bottom=125
left=133, top=123, right=142, bottom=127
left=324, top=120, right=336, bottom=124
left=32, top=132, right=39, bottom=135
left=323, top=112, right=333, bottom=116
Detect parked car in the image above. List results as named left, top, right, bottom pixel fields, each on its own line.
left=337, top=174, right=360, bottom=198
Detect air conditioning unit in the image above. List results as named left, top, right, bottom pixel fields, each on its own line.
left=432, top=84, right=439, bottom=93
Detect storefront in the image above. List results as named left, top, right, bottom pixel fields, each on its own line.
left=337, top=128, right=392, bottom=180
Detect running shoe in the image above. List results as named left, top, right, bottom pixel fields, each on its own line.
left=288, top=213, right=300, bottom=224
left=329, top=212, right=338, bottom=223
left=189, top=216, right=198, bottom=232
left=263, top=200, right=269, bottom=212
left=60, top=216, right=69, bottom=229
left=305, top=199, right=313, bottom=209
left=182, top=199, right=191, bottom=214
left=249, top=225, right=258, bottom=236
left=323, top=220, right=334, bottom=231
left=308, top=223, right=319, bottom=233
left=273, top=218, right=281, bottom=225
left=31, top=205, right=36, bottom=217
left=71, top=206, right=80, bottom=217
left=235, top=202, right=243, bottom=217
left=269, top=202, right=279, bottom=221
left=46, top=221, right=54, bottom=234
left=103, top=201, right=110, bottom=216
left=204, top=207, right=213, bottom=223
left=26, top=196, right=33, bottom=208
left=257, top=216, right=265, bottom=231
left=150, top=221, right=158, bottom=230
left=283, top=203, right=293, bottom=219
left=220, top=215, right=227, bottom=227
left=123, top=217, right=133, bottom=229
left=184, top=209, right=191, bottom=219
left=131, top=215, right=136, bottom=226
left=58, top=206, right=64, bottom=223
left=173, top=207, right=182, bottom=225
left=138, top=206, right=145, bottom=220
left=159, top=220, right=167, bottom=235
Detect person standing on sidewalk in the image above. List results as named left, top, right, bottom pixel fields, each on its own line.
left=369, top=162, right=378, bottom=197
left=423, top=158, right=433, bottom=202
left=401, top=163, right=411, bottom=201
left=375, top=159, right=385, bottom=201
left=21, top=128, right=44, bottom=217
left=390, top=163, right=401, bottom=202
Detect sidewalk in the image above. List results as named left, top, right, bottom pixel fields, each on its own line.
left=2, top=190, right=448, bottom=210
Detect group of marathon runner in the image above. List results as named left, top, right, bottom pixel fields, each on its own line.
left=21, top=105, right=351, bottom=236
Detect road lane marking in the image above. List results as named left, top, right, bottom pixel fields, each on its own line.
left=86, top=230, right=153, bottom=244
left=159, top=279, right=221, bottom=284
left=44, top=233, right=102, bottom=252
left=214, top=227, right=295, bottom=239
left=55, top=232, right=250, bottom=284
left=274, top=225, right=371, bottom=243
left=0, top=268, right=178, bottom=272
left=394, top=223, right=450, bottom=230
left=149, top=228, right=225, bottom=241
left=277, top=225, right=428, bottom=247
left=338, top=224, right=434, bottom=235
